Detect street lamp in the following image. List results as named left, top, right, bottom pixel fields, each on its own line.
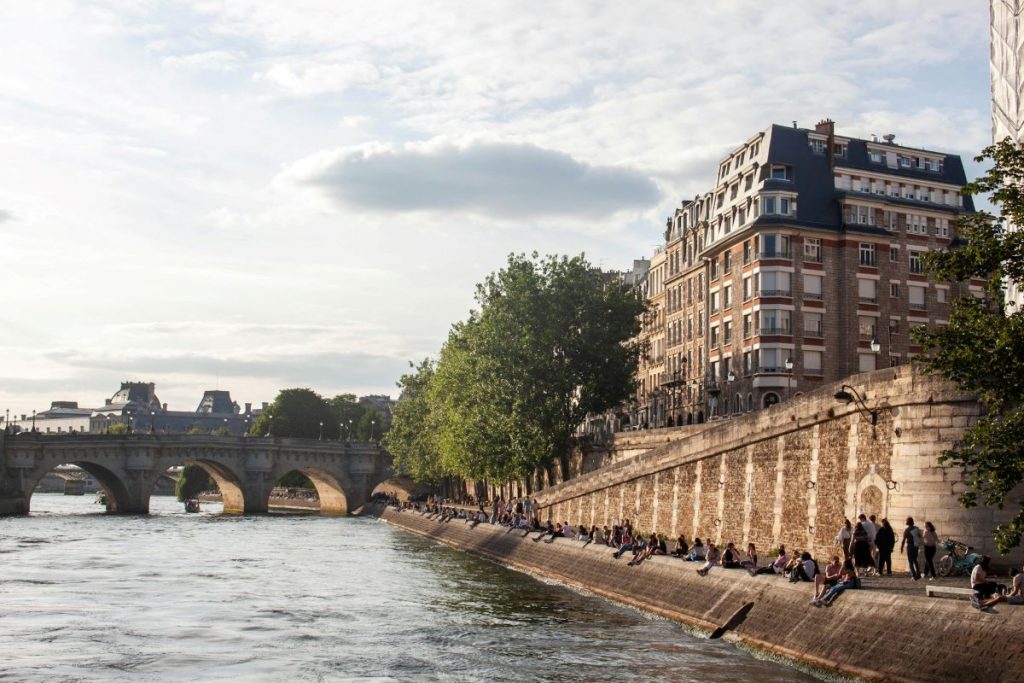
left=870, top=337, right=881, bottom=353
left=347, top=419, right=353, bottom=442
left=31, top=409, right=36, bottom=433
left=370, top=419, right=376, bottom=442
left=784, top=357, right=794, bottom=401
left=319, top=421, right=324, bottom=441
left=150, top=410, right=156, bottom=434
left=267, top=413, right=273, bottom=437
left=833, top=384, right=878, bottom=425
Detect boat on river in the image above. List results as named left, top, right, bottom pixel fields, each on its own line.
left=184, top=499, right=201, bottom=513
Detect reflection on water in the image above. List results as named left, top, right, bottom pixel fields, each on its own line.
left=0, top=494, right=816, bottom=682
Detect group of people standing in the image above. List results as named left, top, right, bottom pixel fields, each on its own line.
left=834, top=514, right=938, bottom=580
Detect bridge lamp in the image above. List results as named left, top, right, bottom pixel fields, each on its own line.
left=319, top=421, right=324, bottom=441
left=267, top=413, right=273, bottom=437
left=870, top=338, right=881, bottom=353
left=347, top=419, right=353, bottom=442
left=370, top=419, right=376, bottom=441
left=150, top=410, right=155, bottom=434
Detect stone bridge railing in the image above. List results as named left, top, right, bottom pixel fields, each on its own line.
left=0, top=433, right=392, bottom=515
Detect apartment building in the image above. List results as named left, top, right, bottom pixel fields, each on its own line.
left=632, top=119, right=977, bottom=428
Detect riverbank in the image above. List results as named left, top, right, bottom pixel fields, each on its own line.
left=378, top=505, right=1024, bottom=682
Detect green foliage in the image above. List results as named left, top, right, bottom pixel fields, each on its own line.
left=385, top=252, right=646, bottom=484
left=913, top=138, right=1024, bottom=553
left=275, top=470, right=314, bottom=489
left=175, top=465, right=216, bottom=501
left=187, top=426, right=210, bottom=435
left=250, top=388, right=337, bottom=439
left=107, top=422, right=129, bottom=435
left=328, top=393, right=365, bottom=439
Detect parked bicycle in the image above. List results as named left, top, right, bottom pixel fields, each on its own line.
left=937, top=538, right=981, bottom=577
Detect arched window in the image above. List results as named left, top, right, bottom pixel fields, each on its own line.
left=747, top=393, right=754, bottom=412
left=734, top=393, right=741, bottom=414
left=762, top=392, right=780, bottom=409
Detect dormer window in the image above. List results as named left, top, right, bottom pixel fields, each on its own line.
left=770, top=164, right=792, bottom=181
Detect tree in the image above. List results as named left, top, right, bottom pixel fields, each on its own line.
left=387, top=252, right=646, bottom=484
left=250, top=388, right=337, bottom=439
left=383, top=359, right=446, bottom=484
left=913, top=138, right=1024, bottom=553
left=175, top=465, right=217, bottom=501
left=328, top=393, right=366, bottom=440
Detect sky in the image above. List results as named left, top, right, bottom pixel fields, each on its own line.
left=0, top=1, right=995, bottom=418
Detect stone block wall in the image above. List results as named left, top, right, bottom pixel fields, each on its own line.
left=537, top=366, right=1021, bottom=566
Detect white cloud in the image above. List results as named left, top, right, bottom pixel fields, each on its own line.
left=256, top=61, right=379, bottom=96
left=162, top=50, right=246, bottom=71
left=0, top=209, right=13, bottom=223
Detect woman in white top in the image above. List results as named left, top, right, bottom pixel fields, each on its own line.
left=835, top=519, right=853, bottom=562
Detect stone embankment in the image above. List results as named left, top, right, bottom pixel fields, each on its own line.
left=379, top=506, right=1024, bottom=683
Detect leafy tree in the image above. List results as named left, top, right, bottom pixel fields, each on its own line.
left=387, top=252, right=646, bottom=484
left=250, top=388, right=337, bottom=439
left=356, top=406, right=384, bottom=441
left=275, top=471, right=314, bottom=489
left=175, top=465, right=217, bottom=501
left=384, top=359, right=446, bottom=484
left=913, top=138, right=1024, bottom=553
left=107, top=423, right=129, bottom=435
left=328, top=393, right=365, bottom=440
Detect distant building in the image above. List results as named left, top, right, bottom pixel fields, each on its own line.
left=358, top=394, right=394, bottom=430
left=89, top=382, right=251, bottom=434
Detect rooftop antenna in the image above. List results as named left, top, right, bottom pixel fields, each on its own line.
left=882, top=133, right=896, bottom=145
left=792, top=120, right=798, bottom=129
left=871, top=133, right=878, bottom=142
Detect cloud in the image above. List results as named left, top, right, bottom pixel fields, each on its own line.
left=256, top=61, right=379, bottom=96
left=0, top=209, right=13, bottom=223
left=162, top=50, right=245, bottom=71
left=285, top=141, right=662, bottom=219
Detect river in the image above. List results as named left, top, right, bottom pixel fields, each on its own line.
left=0, top=494, right=816, bottom=682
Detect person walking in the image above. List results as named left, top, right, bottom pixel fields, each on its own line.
left=922, top=521, right=939, bottom=580
left=852, top=521, right=873, bottom=573
left=835, top=519, right=853, bottom=562
left=875, top=518, right=896, bottom=576
left=901, top=516, right=922, bottom=580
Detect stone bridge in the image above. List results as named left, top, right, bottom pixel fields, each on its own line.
left=0, top=433, right=392, bottom=515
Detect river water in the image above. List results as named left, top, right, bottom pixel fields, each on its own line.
left=1, top=494, right=816, bottom=682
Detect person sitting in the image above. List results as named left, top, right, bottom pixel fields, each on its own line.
left=576, top=524, right=589, bottom=542
left=812, top=556, right=843, bottom=604
left=977, top=564, right=1024, bottom=609
left=782, top=551, right=804, bottom=580
left=740, top=543, right=758, bottom=571
left=814, top=559, right=858, bottom=606
left=671, top=534, right=689, bottom=558
left=627, top=535, right=650, bottom=565
left=789, top=551, right=818, bottom=583
left=561, top=522, right=576, bottom=538
left=721, top=542, right=743, bottom=569
left=687, top=537, right=706, bottom=562
left=612, top=530, right=634, bottom=559
left=628, top=533, right=659, bottom=566
left=696, top=542, right=721, bottom=576
left=971, top=556, right=1001, bottom=607
left=751, top=546, right=788, bottom=576
left=652, top=533, right=668, bottom=555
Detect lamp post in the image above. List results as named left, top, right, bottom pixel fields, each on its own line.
left=370, top=419, right=376, bottom=442
left=267, top=413, right=273, bottom=437
left=347, top=419, right=353, bottom=442
left=318, top=421, right=324, bottom=441
left=150, top=410, right=156, bottom=434
left=833, top=384, right=878, bottom=425
left=784, top=357, right=794, bottom=401
left=31, top=409, right=36, bottom=433
left=223, top=417, right=228, bottom=434
left=4, top=408, right=8, bottom=434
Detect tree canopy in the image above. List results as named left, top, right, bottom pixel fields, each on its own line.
left=384, top=252, right=646, bottom=484
left=251, top=388, right=388, bottom=441
left=913, top=138, right=1024, bottom=553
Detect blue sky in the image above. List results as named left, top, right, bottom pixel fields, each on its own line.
left=0, top=1, right=994, bottom=416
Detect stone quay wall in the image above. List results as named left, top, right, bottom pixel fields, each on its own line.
left=379, top=506, right=1024, bottom=683
left=539, top=366, right=1022, bottom=567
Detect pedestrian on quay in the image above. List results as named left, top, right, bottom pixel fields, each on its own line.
left=922, top=521, right=939, bottom=580
left=852, top=520, right=873, bottom=573
left=859, top=514, right=878, bottom=575
left=875, top=518, right=895, bottom=576
left=835, top=519, right=853, bottom=562
left=901, top=516, right=923, bottom=580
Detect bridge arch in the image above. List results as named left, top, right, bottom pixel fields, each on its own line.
left=25, top=461, right=132, bottom=513
left=269, top=466, right=354, bottom=515
left=146, top=455, right=248, bottom=514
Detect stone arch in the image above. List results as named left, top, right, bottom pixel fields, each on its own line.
left=747, top=393, right=754, bottom=411
left=270, top=466, right=353, bottom=515
left=855, top=473, right=889, bottom=520
left=25, top=461, right=132, bottom=513
left=762, top=392, right=780, bottom=408
left=151, top=459, right=247, bottom=514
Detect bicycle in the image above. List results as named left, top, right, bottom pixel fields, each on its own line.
left=937, top=538, right=982, bottom=577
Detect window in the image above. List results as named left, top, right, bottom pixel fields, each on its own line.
left=890, top=246, right=899, bottom=261
left=763, top=196, right=776, bottom=215
left=760, top=271, right=791, bottom=296
left=809, top=139, right=827, bottom=155
left=723, top=285, right=732, bottom=307
left=890, top=283, right=899, bottom=298
left=909, top=285, right=926, bottom=310
left=710, top=259, right=719, bottom=280
left=899, top=155, right=912, bottom=168
left=744, top=174, right=754, bottom=191
left=710, top=290, right=720, bottom=312
left=738, top=208, right=746, bottom=225
left=869, top=150, right=883, bottom=164
left=909, top=251, right=924, bottom=274
left=743, top=351, right=753, bottom=375
left=730, top=183, right=739, bottom=200
left=803, top=238, right=822, bottom=262
left=743, top=241, right=752, bottom=264
left=760, top=234, right=791, bottom=258
left=804, top=311, right=823, bottom=337
left=717, top=193, right=725, bottom=208
left=723, top=252, right=732, bottom=272
left=804, top=350, right=823, bottom=374
left=803, top=273, right=823, bottom=299
left=710, top=325, right=719, bottom=346
left=771, top=164, right=793, bottom=180
left=687, top=316, right=693, bottom=339
left=743, top=276, right=752, bottom=300
left=761, top=309, right=791, bottom=334
left=858, top=278, right=877, bottom=304
left=937, top=288, right=947, bottom=303
left=724, top=320, right=732, bottom=344
left=760, top=348, right=783, bottom=371
left=854, top=205, right=874, bottom=225
left=858, top=316, right=877, bottom=340
left=859, top=243, right=877, bottom=266
left=936, top=218, right=949, bottom=237
left=859, top=353, right=877, bottom=372
left=833, top=143, right=846, bottom=158
left=743, top=313, right=753, bottom=338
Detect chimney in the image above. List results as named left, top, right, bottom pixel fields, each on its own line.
left=792, top=120, right=798, bottom=129
left=261, top=402, right=269, bottom=411
left=162, top=403, right=168, bottom=411
left=816, top=118, right=836, bottom=168
left=244, top=402, right=252, bottom=415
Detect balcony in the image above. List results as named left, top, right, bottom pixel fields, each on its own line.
left=758, top=289, right=792, bottom=297
left=858, top=296, right=877, bottom=304
left=759, top=248, right=792, bottom=259
left=804, top=291, right=823, bottom=300
left=760, top=325, right=792, bottom=336
left=804, top=324, right=824, bottom=337
left=909, top=302, right=927, bottom=311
